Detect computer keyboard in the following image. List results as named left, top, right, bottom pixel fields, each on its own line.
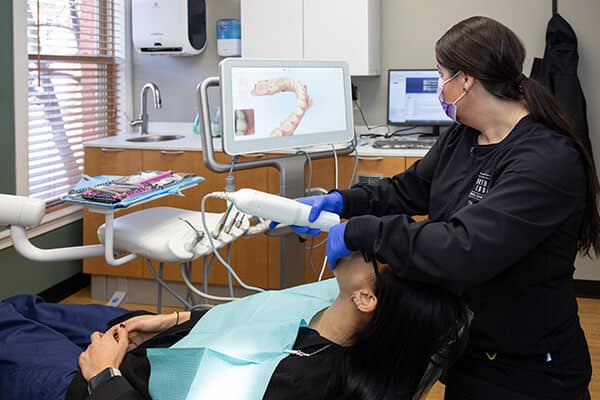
left=371, top=138, right=434, bottom=150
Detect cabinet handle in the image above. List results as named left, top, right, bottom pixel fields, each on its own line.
left=160, top=150, right=185, bottom=155
left=100, top=148, right=126, bottom=152
left=357, top=156, right=384, bottom=161
left=241, top=153, right=265, bottom=158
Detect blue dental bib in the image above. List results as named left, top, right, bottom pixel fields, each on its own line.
left=147, top=278, right=339, bottom=400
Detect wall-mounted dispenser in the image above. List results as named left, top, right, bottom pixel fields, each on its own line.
left=216, top=19, right=241, bottom=57
left=132, top=0, right=207, bottom=55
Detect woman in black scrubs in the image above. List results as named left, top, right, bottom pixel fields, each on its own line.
left=298, top=16, right=599, bottom=400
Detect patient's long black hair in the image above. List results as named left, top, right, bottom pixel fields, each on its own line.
left=325, top=261, right=470, bottom=400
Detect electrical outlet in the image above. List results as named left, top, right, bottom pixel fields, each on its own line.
left=106, top=290, right=127, bottom=307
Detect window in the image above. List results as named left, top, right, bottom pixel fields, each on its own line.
left=26, top=0, right=125, bottom=206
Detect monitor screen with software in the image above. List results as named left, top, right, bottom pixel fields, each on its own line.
left=387, top=69, right=453, bottom=129
left=219, top=58, right=354, bottom=155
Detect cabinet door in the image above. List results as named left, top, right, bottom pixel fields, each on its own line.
left=139, top=150, right=205, bottom=284
left=141, top=149, right=203, bottom=210
left=303, top=157, right=339, bottom=282
left=304, top=155, right=408, bottom=284
left=304, top=0, right=362, bottom=73
left=266, top=156, right=352, bottom=287
left=241, top=0, right=303, bottom=58
left=216, top=153, right=270, bottom=289
left=405, top=157, right=420, bottom=169
left=405, top=157, right=427, bottom=221
left=83, top=148, right=144, bottom=277
left=357, top=157, right=406, bottom=178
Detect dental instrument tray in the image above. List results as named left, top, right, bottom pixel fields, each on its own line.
left=63, top=171, right=204, bottom=209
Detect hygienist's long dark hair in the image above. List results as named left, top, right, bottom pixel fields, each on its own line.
left=435, top=15, right=600, bottom=257
left=325, top=261, right=471, bottom=400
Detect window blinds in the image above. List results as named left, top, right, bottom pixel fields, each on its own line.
left=27, top=0, right=125, bottom=206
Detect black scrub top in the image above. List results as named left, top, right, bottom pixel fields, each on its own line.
left=339, top=115, right=591, bottom=398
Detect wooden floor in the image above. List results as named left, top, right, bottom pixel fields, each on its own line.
left=62, top=288, right=600, bottom=399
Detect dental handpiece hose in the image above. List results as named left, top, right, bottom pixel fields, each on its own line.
left=222, top=188, right=340, bottom=232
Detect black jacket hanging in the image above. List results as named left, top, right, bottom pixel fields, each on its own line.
left=530, top=13, right=592, bottom=154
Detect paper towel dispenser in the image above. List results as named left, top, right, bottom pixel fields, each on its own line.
left=132, top=0, right=206, bottom=55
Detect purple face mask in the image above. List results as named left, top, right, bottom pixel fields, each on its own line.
left=437, top=71, right=466, bottom=122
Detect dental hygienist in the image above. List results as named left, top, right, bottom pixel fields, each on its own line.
left=294, top=16, right=599, bottom=400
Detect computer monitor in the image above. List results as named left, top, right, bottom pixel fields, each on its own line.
left=219, top=58, right=354, bottom=155
left=387, top=69, right=453, bottom=135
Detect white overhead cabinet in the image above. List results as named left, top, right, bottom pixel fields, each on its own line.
left=241, top=0, right=304, bottom=59
left=241, top=0, right=381, bottom=76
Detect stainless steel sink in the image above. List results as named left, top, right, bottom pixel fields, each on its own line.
left=125, top=134, right=185, bottom=143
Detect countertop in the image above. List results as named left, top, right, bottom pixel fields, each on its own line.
left=84, top=132, right=208, bottom=151
left=83, top=124, right=431, bottom=158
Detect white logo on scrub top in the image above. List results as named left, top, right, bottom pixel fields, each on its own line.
left=467, top=172, right=493, bottom=205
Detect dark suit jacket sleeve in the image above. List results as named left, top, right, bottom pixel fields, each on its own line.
left=87, top=377, right=145, bottom=400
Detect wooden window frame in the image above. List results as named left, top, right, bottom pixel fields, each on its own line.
left=1, top=0, right=132, bottom=250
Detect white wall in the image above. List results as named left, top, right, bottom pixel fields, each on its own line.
left=559, top=1, right=600, bottom=280
left=132, top=0, right=600, bottom=279
left=131, top=0, right=241, bottom=124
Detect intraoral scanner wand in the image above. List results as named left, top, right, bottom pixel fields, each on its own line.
left=215, top=188, right=340, bottom=232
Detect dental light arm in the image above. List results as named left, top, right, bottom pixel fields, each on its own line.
left=0, top=194, right=46, bottom=227
left=10, top=226, right=105, bottom=262
left=0, top=194, right=130, bottom=264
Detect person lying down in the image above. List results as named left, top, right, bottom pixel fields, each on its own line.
left=0, top=253, right=470, bottom=400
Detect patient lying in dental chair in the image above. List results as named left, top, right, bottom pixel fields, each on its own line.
left=0, top=253, right=470, bottom=400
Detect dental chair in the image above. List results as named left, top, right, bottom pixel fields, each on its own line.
left=2, top=193, right=472, bottom=397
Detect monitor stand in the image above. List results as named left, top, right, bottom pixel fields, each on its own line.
left=274, top=156, right=310, bottom=288
left=390, top=125, right=445, bottom=140
left=417, top=125, right=443, bottom=140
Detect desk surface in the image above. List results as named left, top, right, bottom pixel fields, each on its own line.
left=83, top=122, right=433, bottom=158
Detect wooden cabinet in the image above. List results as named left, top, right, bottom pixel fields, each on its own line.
left=405, top=157, right=428, bottom=221
left=137, top=150, right=206, bottom=285
left=406, top=157, right=420, bottom=169
left=83, top=148, right=144, bottom=277
left=83, top=146, right=421, bottom=290
left=345, top=155, right=406, bottom=183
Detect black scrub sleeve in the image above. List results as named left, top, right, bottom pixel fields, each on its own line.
left=344, top=150, right=586, bottom=295
left=338, top=124, right=454, bottom=219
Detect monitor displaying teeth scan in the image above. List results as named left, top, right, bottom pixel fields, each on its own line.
left=219, top=58, right=354, bottom=155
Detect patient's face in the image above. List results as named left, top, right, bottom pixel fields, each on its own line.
left=333, top=253, right=376, bottom=294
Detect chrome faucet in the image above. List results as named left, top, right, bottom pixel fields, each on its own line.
left=130, top=82, right=162, bottom=135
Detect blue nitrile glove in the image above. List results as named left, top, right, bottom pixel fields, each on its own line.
left=326, top=221, right=350, bottom=270
left=268, top=221, right=321, bottom=236
left=298, top=192, right=344, bottom=223
left=268, top=192, right=344, bottom=235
